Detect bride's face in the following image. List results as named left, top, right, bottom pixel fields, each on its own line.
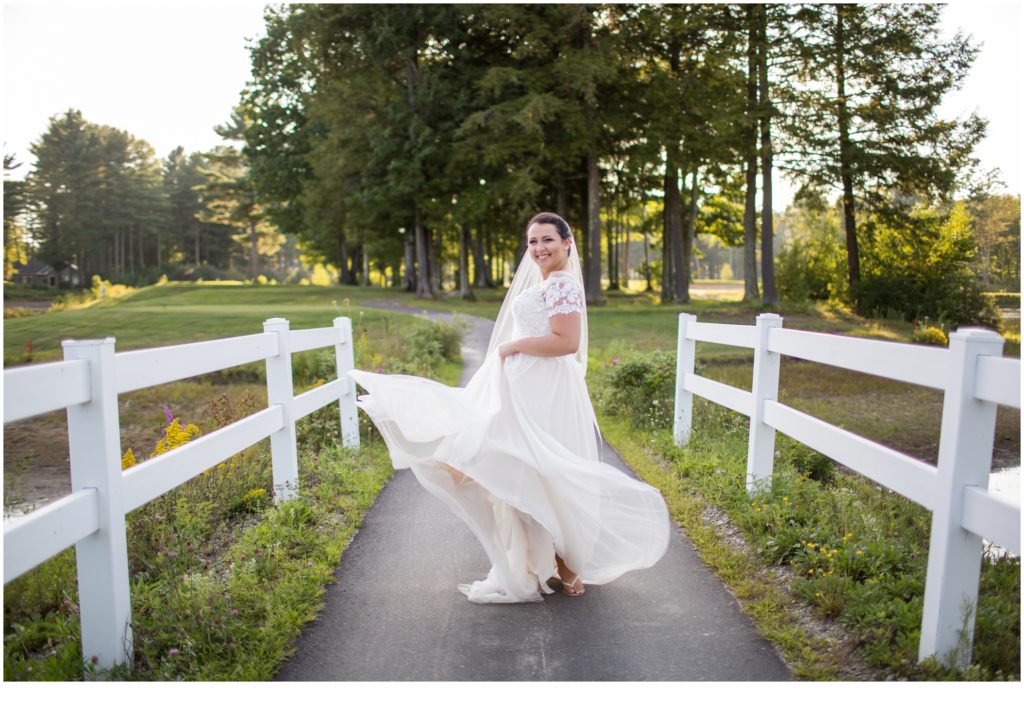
left=527, top=223, right=570, bottom=276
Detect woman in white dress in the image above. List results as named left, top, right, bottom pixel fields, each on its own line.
left=349, top=212, right=669, bottom=603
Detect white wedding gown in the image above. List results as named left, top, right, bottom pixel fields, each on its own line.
left=349, top=272, right=670, bottom=603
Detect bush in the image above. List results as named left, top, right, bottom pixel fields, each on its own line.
left=595, top=350, right=679, bottom=430
left=777, top=436, right=836, bottom=485
left=911, top=326, right=948, bottom=346
left=853, top=203, right=1002, bottom=330
left=775, top=236, right=846, bottom=303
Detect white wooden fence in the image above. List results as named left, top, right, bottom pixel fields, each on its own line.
left=3, top=317, right=360, bottom=672
left=673, top=313, right=1021, bottom=669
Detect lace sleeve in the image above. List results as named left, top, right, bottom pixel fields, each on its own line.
left=543, top=275, right=584, bottom=318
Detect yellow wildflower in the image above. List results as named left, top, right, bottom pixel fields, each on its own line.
left=121, top=448, right=137, bottom=470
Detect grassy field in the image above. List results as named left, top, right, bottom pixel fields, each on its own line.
left=4, top=280, right=1020, bottom=680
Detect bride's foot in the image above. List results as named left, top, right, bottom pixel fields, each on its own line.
left=560, top=573, right=585, bottom=597
left=555, top=555, right=585, bottom=597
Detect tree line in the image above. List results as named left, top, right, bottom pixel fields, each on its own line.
left=238, top=3, right=998, bottom=306
left=3, top=109, right=291, bottom=286
left=6, top=4, right=1017, bottom=326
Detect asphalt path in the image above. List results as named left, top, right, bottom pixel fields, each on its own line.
left=275, top=304, right=791, bottom=681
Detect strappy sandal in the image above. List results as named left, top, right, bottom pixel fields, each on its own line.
left=560, top=574, right=586, bottom=597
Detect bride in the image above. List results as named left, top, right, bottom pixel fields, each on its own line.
left=349, top=212, right=669, bottom=603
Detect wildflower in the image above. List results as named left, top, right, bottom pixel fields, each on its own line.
left=808, top=568, right=814, bottom=574
left=806, top=543, right=816, bottom=549
left=231, top=609, right=239, bottom=617
left=168, top=648, right=180, bottom=658
left=611, top=358, right=620, bottom=365
left=121, top=448, right=137, bottom=470
left=162, top=403, right=174, bottom=424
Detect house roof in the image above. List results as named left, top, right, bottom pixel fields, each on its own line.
left=13, top=259, right=55, bottom=276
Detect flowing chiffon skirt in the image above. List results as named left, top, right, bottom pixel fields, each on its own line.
left=349, top=350, right=670, bottom=603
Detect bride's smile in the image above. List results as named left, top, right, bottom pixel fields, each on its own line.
left=527, top=223, right=571, bottom=279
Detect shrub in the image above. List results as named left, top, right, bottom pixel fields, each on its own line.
left=775, top=236, right=846, bottom=302
left=853, top=203, right=1002, bottom=330
left=595, top=350, right=679, bottom=430
left=911, top=326, right=948, bottom=346
left=778, top=437, right=836, bottom=485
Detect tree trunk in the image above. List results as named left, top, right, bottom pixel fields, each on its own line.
left=661, top=197, right=673, bottom=304
left=621, top=209, right=630, bottom=291
left=836, top=4, right=860, bottom=288
left=404, top=225, right=416, bottom=291
left=195, top=224, right=201, bottom=267
left=643, top=229, right=653, bottom=292
left=459, top=223, right=475, bottom=300
left=758, top=5, right=777, bottom=304
left=667, top=155, right=686, bottom=303
left=606, top=207, right=618, bottom=290
left=428, top=227, right=441, bottom=292
left=473, top=223, right=491, bottom=287
left=586, top=153, right=604, bottom=304
left=156, top=231, right=162, bottom=272
left=556, top=176, right=567, bottom=218
left=682, top=166, right=699, bottom=303
left=578, top=158, right=589, bottom=280
left=249, top=221, right=258, bottom=279
left=414, top=208, right=436, bottom=299
left=744, top=3, right=760, bottom=302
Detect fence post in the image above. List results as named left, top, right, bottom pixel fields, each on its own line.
left=919, top=328, right=1004, bottom=668
left=674, top=313, right=697, bottom=446
left=746, top=313, right=783, bottom=494
left=334, top=316, right=360, bottom=449
left=264, top=318, right=299, bottom=502
left=63, top=338, right=132, bottom=672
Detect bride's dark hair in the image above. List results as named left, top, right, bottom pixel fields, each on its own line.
left=526, top=212, right=572, bottom=241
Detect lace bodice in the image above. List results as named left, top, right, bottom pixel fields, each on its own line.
left=511, top=272, right=584, bottom=340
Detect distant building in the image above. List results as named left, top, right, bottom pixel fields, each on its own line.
left=10, top=259, right=79, bottom=287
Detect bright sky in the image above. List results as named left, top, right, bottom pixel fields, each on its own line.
left=2, top=1, right=1022, bottom=205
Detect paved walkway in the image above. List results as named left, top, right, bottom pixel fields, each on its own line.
left=275, top=305, right=791, bottom=681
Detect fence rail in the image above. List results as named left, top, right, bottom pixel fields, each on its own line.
left=3, top=317, right=359, bottom=673
left=673, top=313, right=1020, bottom=670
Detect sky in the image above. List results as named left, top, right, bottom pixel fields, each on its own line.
left=2, top=1, right=1022, bottom=207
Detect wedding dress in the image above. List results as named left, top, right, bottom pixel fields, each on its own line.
left=349, top=250, right=670, bottom=604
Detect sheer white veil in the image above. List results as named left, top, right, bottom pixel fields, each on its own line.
left=486, top=231, right=589, bottom=376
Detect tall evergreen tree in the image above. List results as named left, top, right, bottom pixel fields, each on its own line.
left=784, top=4, right=985, bottom=289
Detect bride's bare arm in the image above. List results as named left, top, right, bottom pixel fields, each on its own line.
left=499, top=312, right=581, bottom=360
